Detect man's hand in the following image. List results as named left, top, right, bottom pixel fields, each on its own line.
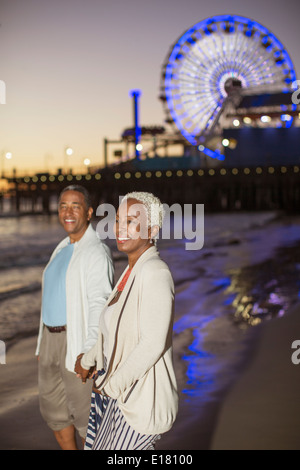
left=74, top=353, right=95, bottom=383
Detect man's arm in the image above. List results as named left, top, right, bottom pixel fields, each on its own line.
left=82, top=245, right=114, bottom=353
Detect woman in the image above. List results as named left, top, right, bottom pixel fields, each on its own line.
left=75, top=191, right=178, bottom=450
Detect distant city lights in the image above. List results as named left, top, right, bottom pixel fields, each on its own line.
left=65, top=147, right=73, bottom=156
left=11, top=164, right=300, bottom=190
left=222, top=138, right=237, bottom=149
left=261, top=115, right=271, bottom=123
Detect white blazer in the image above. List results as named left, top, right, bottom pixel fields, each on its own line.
left=81, top=246, right=178, bottom=435
left=36, top=224, right=114, bottom=372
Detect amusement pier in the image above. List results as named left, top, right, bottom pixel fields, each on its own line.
left=1, top=14, right=300, bottom=215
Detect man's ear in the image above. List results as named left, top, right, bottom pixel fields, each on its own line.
left=87, top=207, right=93, bottom=221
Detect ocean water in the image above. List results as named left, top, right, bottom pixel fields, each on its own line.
left=1, top=211, right=300, bottom=412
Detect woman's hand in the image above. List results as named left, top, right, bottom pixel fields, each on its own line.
left=75, top=353, right=95, bottom=383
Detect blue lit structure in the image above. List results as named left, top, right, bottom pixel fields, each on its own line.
left=161, top=15, right=297, bottom=147
left=129, top=89, right=142, bottom=159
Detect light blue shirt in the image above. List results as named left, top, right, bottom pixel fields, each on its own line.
left=42, top=243, right=74, bottom=327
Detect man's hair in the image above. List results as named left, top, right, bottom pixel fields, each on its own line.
left=59, top=185, right=92, bottom=209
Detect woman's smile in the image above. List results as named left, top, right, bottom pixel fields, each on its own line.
left=116, top=236, right=131, bottom=244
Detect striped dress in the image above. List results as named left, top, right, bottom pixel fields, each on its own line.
left=84, top=392, right=160, bottom=450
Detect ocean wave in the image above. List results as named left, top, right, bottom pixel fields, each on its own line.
left=0, top=244, right=56, bottom=269
left=0, top=282, right=41, bottom=302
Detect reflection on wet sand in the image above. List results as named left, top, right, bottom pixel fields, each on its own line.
left=227, top=241, right=300, bottom=326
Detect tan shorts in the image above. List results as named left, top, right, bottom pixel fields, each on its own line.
left=38, top=327, right=92, bottom=438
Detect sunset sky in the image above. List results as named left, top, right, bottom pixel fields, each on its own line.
left=0, top=0, right=299, bottom=176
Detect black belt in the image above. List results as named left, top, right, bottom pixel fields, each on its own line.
left=45, top=325, right=66, bottom=333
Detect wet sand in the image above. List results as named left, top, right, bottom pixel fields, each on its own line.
left=1, top=303, right=299, bottom=450
left=211, top=302, right=300, bottom=450
left=0, top=335, right=61, bottom=450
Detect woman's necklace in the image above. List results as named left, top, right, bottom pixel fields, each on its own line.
left=117, top=268, right=132, bottom=292
left=109, top=268, right=132, bottom=306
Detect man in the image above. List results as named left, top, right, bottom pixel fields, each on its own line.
left=36, top=185, right=114, bottom=450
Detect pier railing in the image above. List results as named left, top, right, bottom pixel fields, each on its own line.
left=1, top=163, right=300, bottom=214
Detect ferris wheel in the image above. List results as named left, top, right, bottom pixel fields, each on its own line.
left=160, top=15, right=297, bottom=146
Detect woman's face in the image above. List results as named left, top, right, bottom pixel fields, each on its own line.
left=114, top=198, right=152, bottom=255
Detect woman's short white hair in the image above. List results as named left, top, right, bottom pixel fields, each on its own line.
left=121, top=191, right=165, bottom=231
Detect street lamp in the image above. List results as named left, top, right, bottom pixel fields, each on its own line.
left=1, top=151, right=12, bottom=178
left=64, top=147, right=73, bottom=174
left=83, top=158, right=91, bottom=173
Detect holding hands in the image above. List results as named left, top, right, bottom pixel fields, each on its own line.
left=75, top=353, right=96, bottom=383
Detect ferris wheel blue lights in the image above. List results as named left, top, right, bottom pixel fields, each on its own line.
left=161, top=14, right=297, bottom=146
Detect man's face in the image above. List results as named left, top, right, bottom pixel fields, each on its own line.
left=58, top=190, right=93, bottom=242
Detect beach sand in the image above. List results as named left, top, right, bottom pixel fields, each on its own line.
left=0, top=303, right=299, bottom=450
left=211, top=302, right=300, bottom=450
